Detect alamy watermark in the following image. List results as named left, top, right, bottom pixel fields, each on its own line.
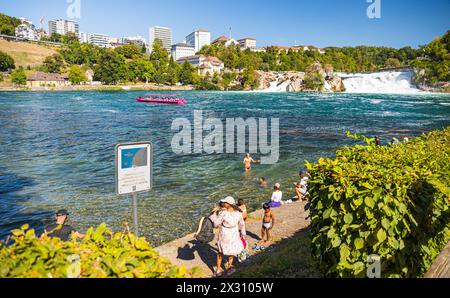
left=66, top=0, right=81, bottom=19
left=367, top=0, right=381, bottom=19
left=171, top=110, right=280, bottom=165
left=366, top=254, right=381, bottom=278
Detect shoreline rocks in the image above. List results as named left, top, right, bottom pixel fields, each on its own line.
left=255, top=62, right=346, bottom=93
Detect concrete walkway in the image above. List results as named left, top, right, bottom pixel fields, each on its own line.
left=155, top=200, right=311, bottom=277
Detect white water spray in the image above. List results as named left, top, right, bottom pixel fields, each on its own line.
left=339, top=71, right=421, bottom=94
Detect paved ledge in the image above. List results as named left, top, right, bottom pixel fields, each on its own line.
left=155, top=201, right=311, bottom=277
left=425, top=241, right=450, bottom=278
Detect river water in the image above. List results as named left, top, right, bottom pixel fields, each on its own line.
left=0, top=91, right=449, bottom=246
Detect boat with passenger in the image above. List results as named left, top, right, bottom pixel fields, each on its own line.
left=136, top=94, right=186, bottom=105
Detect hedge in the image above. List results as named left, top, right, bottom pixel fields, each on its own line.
left=306, top=128, right=450, bottom=277
left=0, top=223, right=201, bottom=278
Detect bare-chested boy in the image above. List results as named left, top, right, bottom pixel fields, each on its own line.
left=259, top=203, right=275, bottom=248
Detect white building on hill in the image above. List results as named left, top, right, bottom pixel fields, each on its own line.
left=238, top=37, right=257, bottom=49
left=48, top=19, right=79, bottom=36
left=177, top=55, right=224, bottom=76
left=89, top=33, right=110, bottom=47
left=123, top=36, right=147, bottom=47
left=15, top=19, right=37, bottom=41
left=149, top=26, right=172, bottom=54
left=186, top=29, right=211, bottom=53
left=171, top=43, right=196, bottom=61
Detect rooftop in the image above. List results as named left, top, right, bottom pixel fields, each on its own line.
left=172, top=43, right=195, bottom=48
left=27, top=72, right=68, bottom=81
left=238, top=37, right=256, bottom=41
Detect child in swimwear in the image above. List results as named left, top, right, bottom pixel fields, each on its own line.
left=254, top=203, right=275, bottom=251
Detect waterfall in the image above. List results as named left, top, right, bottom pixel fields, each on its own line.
left=339, top=70, right=421, bottom=94
left=261, top=74, right=291, bottom=92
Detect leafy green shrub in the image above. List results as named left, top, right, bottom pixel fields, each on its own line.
left=306, top=128, right=450, bottom=277
left=10, top=68, right=27, bottom=85
left=0, top=223, right=201, bottom=278
left=0, top=51, right=15, bottom=72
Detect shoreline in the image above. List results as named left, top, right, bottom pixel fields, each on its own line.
left=154, top=200, right=311, bottom=277
left=1, top=88, right=449, bottom=95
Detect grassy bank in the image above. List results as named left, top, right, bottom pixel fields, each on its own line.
left=235, top=229, right=322, bottom=278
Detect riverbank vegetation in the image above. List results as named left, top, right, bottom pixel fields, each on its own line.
left=0, top=8, right=448, bottom=91
left=0, top=223, right=200, bottom=278
left=306, top=128, right=450, bottom=277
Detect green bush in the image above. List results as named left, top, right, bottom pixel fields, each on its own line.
left=0, top=51, right=15, bottom=72
left=306, top=128, right=450, bottom=278
left=10, top=68, right=27, bottom=85
left=0, top=223, right=201, bottom=278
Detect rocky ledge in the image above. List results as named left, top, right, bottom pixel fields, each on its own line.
left=255, top=62, right=346, bottom=92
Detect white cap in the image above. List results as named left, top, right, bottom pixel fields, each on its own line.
left=274, top=183, right=281, bottom=189
left=220, top=196, right=236, bottom=205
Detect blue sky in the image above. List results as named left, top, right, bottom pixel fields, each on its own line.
left=2, top=0, right=449, bottom=48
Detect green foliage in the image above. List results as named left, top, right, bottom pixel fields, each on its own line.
left=240, top=67, right=258, bottom=90
left=116, top=44, right=143, bottom=59
left=127, top=58, right=155, bottom=83
left=411, top=30, right=450, bottom=85
left=10, top=68, right=27, bottom=85
left=303, top=64, right=324, bottom=91
left=41, top=54, right=65, bottom=73
left=68, top=65, right=87, bottom=85
left=195, top=75, right=221, bottom=90
left=306, top=128, right=450, bottom=277
left=41, top=33, right=65, bottom=43
left=0, top=50, right=15, bottom=71
left=59, top=42, right=102, bottom=67
left=384, top=58, right=401, bottom=68
left=179, top=62, right=195, bottom=85
left=0, top=13, right=21, bottom=36
left=0, top=223, right=201, bottom=278
left=94, top=49, right=129, bottom=85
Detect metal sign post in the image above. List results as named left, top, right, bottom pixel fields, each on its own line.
left=115, top=142, right=153, bottom=238
left=131, top=192, right=139, bottom=237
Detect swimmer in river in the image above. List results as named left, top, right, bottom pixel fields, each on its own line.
left=243, top=153, right=260, bottom=173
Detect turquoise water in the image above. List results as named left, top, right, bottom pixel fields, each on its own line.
left=0, top=91, right=449, bottom=245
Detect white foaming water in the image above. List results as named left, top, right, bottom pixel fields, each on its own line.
left=339, top=71, right=421, bottom=94
left=260, top=74, right=291, bottom=92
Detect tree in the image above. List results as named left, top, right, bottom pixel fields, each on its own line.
left=0, top=24, right=15, bottom=36
left=42, top=33, right=65, bottom=43
left=149, top=39, right=170, bottom=84
left=179, top=62, right=195, bottom=85
left=0, top=13, right=21, bottom=36
left=62, top=32, right=80, bottom=45
left=116, top=44, right=143, bottom=59
left=94, top=49, right=129, bottom=85
left=241, top=67, right=258, bottom=89
left=384, top=58, right=401, bottom=68
left=166, top=58, right=181, bottom=85
left=0, top=51, right=15, bottom=71
left=68, top=65, right=88, bottom=85
left=10, top=68, right=27, bottom=85
left=128, top=58, right=155, bottom=83
left=42, top=54, right=65, bottom=73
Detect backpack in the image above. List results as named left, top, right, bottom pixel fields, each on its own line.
left=194, top=216, right=215, bottom=244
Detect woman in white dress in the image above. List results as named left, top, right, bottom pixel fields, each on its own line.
left=209, top=196, right=246, bottom=277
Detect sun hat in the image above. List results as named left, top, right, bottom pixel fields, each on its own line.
left=220, top=196, right=236, bottom=205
